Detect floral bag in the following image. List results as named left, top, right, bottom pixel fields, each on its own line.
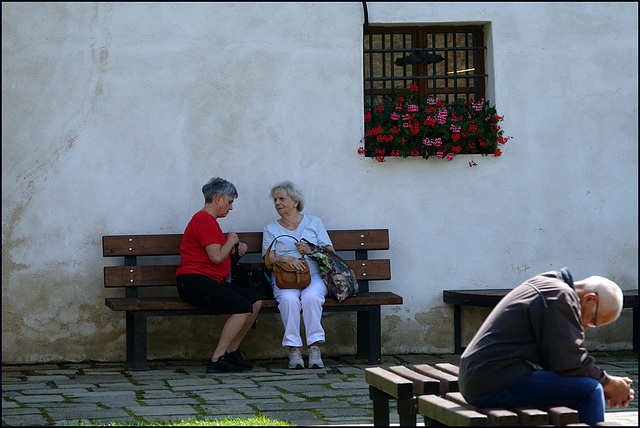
left=302, top=239, right=359, bottom=302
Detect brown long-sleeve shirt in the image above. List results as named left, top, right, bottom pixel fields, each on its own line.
left=459, top=271, right=610, bottom=397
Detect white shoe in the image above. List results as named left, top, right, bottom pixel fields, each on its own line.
left=308, top=345, right=324, bottom=369
left=288, top=347, right=304, bottom=369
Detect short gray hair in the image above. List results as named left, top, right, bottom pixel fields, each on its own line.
left=576, top=275, right=624, bottom=322
left=270, top=181, right=305, bottom=212
left=202, top=177, right=238, bottom=204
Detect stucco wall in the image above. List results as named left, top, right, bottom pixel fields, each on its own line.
left=2, top=2, right=638, bottom=364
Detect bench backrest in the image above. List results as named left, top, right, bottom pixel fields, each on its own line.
left=103, top=229, right=391, bottom=297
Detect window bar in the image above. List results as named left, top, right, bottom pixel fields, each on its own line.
left=467, top=30, right=480, bottom=102
left=388, top=32, right=394, bottom=101
left=465, top=32, right=471, bottom=101
left=430, top=30, right=437, bottom=98
left=452, top=30, right=458, bottom=104
left=368, top=32, right=375, bottom=110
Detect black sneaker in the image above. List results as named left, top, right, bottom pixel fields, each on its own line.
left=206, top=355, right=244, bottom=373
left=224, top=349, right=253, bottom=370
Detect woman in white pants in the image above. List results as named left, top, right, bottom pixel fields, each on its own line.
left=262, top=181, right=334, bottom=369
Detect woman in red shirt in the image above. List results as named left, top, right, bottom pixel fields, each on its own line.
left=176, top=177, right=262, bottom=373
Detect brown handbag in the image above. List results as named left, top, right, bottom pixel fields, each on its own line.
left=264, top=235, right=311, bottom=289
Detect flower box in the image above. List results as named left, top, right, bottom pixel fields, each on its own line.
left=359, top=83, right=510, bottom=166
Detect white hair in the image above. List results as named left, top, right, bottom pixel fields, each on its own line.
left=575, top=276, right=624, bottom=322
left=270, top=181, right=305, bottom=212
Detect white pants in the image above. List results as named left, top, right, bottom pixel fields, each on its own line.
left=272, top=275, right=327, bottom=347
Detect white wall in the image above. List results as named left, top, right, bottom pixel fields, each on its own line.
left=2, top=2, right=637, bottom=364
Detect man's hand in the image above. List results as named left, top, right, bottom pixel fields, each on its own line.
left=604, top=376, right=634, bottom=409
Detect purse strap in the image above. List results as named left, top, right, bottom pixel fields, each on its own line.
left=264, top=234, right=300, bottom=270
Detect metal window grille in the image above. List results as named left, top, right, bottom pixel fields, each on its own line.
left=364, top=26, right=487, bottom=109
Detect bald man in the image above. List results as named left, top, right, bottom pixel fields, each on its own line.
left=459, top=268, right=634, bottom=425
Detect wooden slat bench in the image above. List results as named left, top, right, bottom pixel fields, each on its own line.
left=365, top=363, right=600, bottom=426
left=444, top=288, right=639, bottom=354
left=103, top=229, right=403, bottom=370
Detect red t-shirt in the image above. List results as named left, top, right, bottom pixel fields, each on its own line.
left=176, top=211, right=230, bottom=282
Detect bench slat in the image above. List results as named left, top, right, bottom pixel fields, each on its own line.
left=106, top=292, right=403, bottom=311
left=412, top=364, right=459, bottom=394
left=446, top=392, right=519, bottom=426
left=389, top=365, right=440, bottom=395
left=104, top=259, right=391, bottom=288
left=418, top=394, right=488, bottom=426
left=365, top=367, right=414, bottom=399
left=542, top=406, right=580, bottom=426
left=435, top=362, right=460, bottom=376
left=103, top=229, right=390, bottom=257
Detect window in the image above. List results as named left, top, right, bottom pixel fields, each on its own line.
left=363, top=25, right=487, bottom=109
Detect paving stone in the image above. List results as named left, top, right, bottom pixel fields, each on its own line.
left=25, top=375, right=71, bottom=382
left=2, top=400, right=20, bottom=408
left=47, top=407, right=130, bottom=420
left=2, top=383, right=49, bottom=391
left=13, top=394, right=66, bottom=404
left=142, top=390, right=190, bottom=399
left=200, top=402, right=256, bottom=414
left=1, top=407, right=43, bottom=415
left=166, top=377, right=223, bottom=387
left=198, top=391, right=246, bottom=401
left=1, top=414, right=49, bottom=426
left=141, top=397, right=200, bottom=406
left=126, top=404, right=198, bottom=416
left=256, top=397, right=351, bottom=411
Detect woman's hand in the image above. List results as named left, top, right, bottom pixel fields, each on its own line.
left=295, top=242, right=311, bottom=255
left=225, top=232, right=240, bottom=246
left=283, top=255, right=307, bottom=271
left=237, top=242, right=248, bottom=258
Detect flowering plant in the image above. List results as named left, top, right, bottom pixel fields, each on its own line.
left=358, top=83, right=510, bottom=166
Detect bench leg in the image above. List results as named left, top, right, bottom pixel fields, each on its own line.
left=397, top=397, right=417, bottom=426
left=358, top=306, right=382, bottom=364
left=126, top=311, right=148, bottom=371
left=634, top=307, right=637, bottom=353
left=453, top=304, right=463, bottom=354
left=370, top=386, right=391, bottom=426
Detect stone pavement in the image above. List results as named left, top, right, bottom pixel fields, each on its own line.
left=2, top=351, right=637, bottom=426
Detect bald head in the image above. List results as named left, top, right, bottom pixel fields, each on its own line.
left=575, top=276, right=624, bottom=326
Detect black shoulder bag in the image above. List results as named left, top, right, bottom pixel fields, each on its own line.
left=230, top=244, right=274, bottom=300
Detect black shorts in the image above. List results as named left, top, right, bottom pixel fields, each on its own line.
left=177, top=274, right=262, bottom=314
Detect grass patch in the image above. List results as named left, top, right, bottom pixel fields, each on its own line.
left=75, top=414, right=293, bottom=426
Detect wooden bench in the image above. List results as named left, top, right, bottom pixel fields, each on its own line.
left=366, top=363, right=610, bottom=426
left=444, top=288, right=638, bottom=354
left=103, top=229, right=403, bottom=370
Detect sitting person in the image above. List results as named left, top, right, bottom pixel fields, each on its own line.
left=262, top=181, right=334, bottom=369
left=459, top=268, right=634, bottom=425
left=176, top=177, right=262, bottom=373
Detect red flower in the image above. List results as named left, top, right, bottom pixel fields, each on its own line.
left=452, top=146, right=462, bottom=153
left=451, top=134, right=461, bottom=142
left=374, top=106, right=385, bottom=113
left=494, top=148, right=502, bottom=157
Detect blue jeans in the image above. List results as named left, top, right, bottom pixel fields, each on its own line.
left=464, top=370, right=605, bottom=425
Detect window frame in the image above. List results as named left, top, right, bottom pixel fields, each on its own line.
left=363, top=25, right=488, bottom=108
